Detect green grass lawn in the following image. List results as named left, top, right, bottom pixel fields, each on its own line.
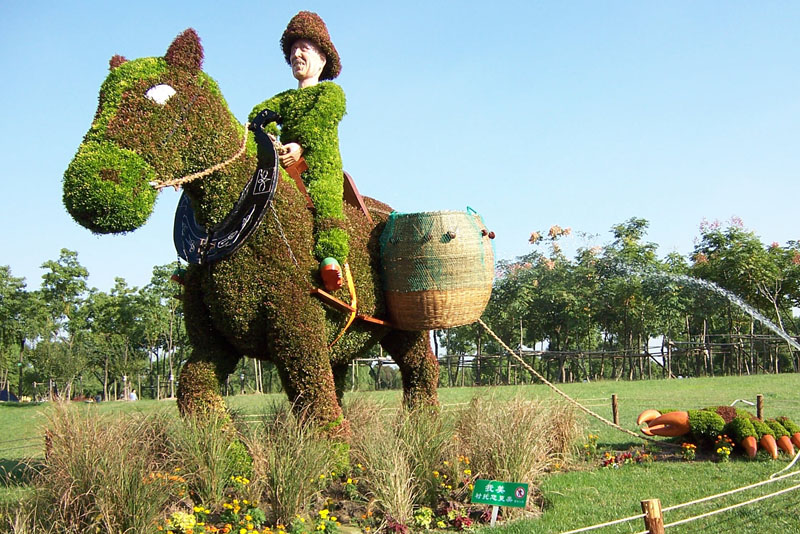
left=3, top=374, right=800, bottom=530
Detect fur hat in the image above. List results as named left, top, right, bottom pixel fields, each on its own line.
left=281, top=11, right=341, bottom=80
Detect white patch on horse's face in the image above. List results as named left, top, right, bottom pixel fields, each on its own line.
left=145, top=84, right=176, bottom=105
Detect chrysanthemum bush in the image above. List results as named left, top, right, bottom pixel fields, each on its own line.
left=8, top=396, right=584, bottom=533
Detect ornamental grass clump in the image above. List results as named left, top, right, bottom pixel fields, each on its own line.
left=455, top=397, right=579, bottom=483
left=241, top=403, right=339, bottom=525
left=349, top=407, right=439, bottom=527
left=453, top=397, right=581, bottom=518
left=23, top=403, right=178, bottom=534
left=168, top=413, right=245, bottom=507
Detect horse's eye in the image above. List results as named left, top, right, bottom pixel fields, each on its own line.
left=145, top=84, right=176, bottom=105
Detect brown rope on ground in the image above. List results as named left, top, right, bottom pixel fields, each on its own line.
left=150, top=122, right=251, bottom=191
left=477, top=319, right=677, bottom=447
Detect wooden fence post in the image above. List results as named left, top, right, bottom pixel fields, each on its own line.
left=640, top=498, right=665, bottom=534
left=757, top=394, right=764, bottom=420
left=612, top=394, right=619, bottom=426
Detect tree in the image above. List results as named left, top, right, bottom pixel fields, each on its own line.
left=138, top=262, right=189, bottom=398
left=691, top=219, right=799, bottom=372
left=34, top=249, right=90, bottom=397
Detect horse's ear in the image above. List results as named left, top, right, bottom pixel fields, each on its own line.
left=109, top=55, right=128, bottom=70
left=165, top=28, right=203, bottom=72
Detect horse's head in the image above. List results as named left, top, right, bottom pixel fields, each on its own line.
left=64, top=29, right=243, bottom=234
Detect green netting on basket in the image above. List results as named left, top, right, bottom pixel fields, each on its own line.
left=379, top=210, right=494, bottom=293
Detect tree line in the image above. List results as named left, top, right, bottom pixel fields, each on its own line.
left=2, top=216, right=798, bottom=400
left=0, top=250, right=187, bottom=400
left=437, top=216, right=800, bottom=382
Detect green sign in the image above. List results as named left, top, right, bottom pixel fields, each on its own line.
left=470, top=479, right=528, bottom=508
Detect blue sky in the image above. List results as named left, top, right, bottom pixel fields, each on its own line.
left=2, top=1, right=798, bottom=292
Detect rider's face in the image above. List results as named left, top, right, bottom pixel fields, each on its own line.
left=291, top=39, right=327, bottom=87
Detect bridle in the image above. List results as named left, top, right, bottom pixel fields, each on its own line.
left=172, top=109, right=281, bottom=264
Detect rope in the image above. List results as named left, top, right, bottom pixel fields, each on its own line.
left=771, top=448, right=800, bottom=478
left=662, top=468, right=800, bottom=512
left=477, top=319, right=674, bottom=447
left=0, top=437, right=39, bottom=445
left=632, top=483, right=800, bottom=533
left=555, top=469, right=800, bottom=534
left=1, top=443, right=41, bottom=453
left=271, top=205, right=299, bottom=269
left=150, top=122, right=250, bottom=190
left=558, top=512, right=646, bottom=534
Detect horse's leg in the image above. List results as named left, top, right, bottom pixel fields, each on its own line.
left=177, top=278, right=242, bottom=417
left=381, top=330, right=440, bottom=410
left=331, top=362, right=351, bottom=408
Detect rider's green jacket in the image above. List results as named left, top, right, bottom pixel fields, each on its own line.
left=249, top=82, right=349, bottom=264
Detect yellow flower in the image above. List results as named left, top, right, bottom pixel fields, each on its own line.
left=463, top=469, right=472, bottom=475
left=319, top=474, right=326, bottom=480
left=319, top=509, right=330, bottom=519
left=330, top=517, right=337, bottom=522
left=245, top=515, right=252, bottom=521
left=240, top=529, right=247, bottom=534
left=346, top=478, right=353, bottom=484
left=432, top=471, right=439, bottom=478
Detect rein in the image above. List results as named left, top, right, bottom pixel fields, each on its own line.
left=172, top=109, right=281, bottom=264
left=149, top=121, right=251, bottom=191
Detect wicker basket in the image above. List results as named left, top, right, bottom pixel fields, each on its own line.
left=380, top=210, right=494, bottom=330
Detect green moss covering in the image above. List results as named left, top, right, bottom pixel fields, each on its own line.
left=750, top=418, right=774, bottom=440
left=777, top=416, right=800, bottom=435
left=65, top=29, right=439, bottom=428
left=248, top=82, right=349, bottom=263
left=63, top=141, right=157, bottom=233
left=687, top=409, right=725, bottom=444
left=177, top=360, right=228, bottom=417
left=86, top=57, right=169, bottom=142
left=724, top=415, right=757, bottom=443
left=766, top=419, right=790, bottom=438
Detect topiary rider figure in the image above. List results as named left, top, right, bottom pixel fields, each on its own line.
left=249, top=11, right=348, bottom=291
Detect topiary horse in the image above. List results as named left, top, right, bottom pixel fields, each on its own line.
left=63, top=29, right=439, bottom=431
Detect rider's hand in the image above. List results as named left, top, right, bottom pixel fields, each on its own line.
left=279, top=142, right=304, bottom=167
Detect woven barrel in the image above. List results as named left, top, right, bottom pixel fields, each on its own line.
left=380, top=210, right=494, bottom=330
